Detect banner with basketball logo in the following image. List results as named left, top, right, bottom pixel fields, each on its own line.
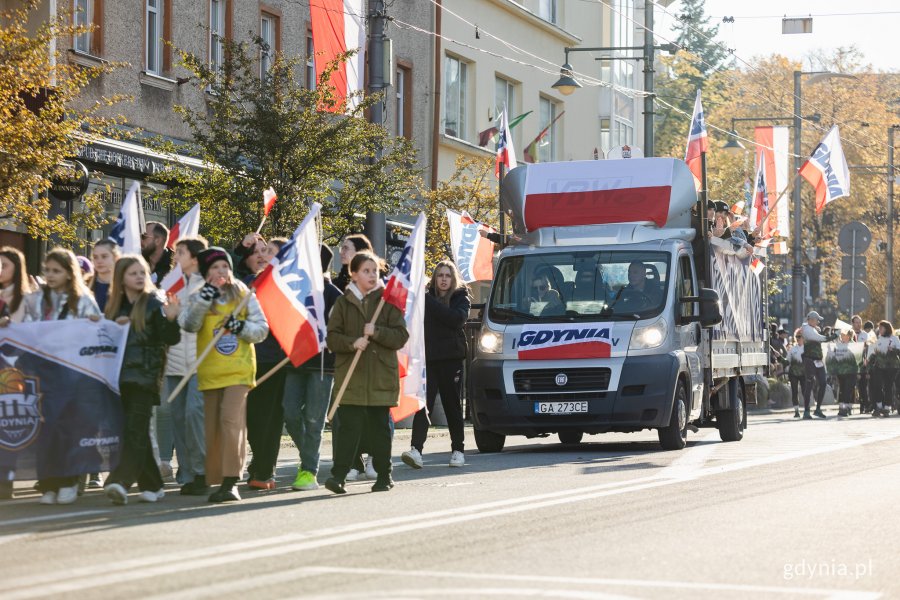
left=0, top=320, right=128, bottom=480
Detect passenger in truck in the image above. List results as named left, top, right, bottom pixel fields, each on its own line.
left=526, top=273, right=565, bottom=316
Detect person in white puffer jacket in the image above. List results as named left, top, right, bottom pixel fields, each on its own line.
left=163, top=237, right=209, bottom=496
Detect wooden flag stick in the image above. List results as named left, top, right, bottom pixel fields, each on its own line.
left=166, top=289, right=255, bottom=404
left=751, top=170, right=804, bottom=238
left=326, top=298, right=387, bottom=422
left=254, top=355, right=291, bottom=387
left=255, top=215, right=267, bottom=235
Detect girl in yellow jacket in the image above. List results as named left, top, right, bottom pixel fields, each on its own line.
left=179, top=247, right=268, bottom=502
left=325, top=251, right=408, bottom=494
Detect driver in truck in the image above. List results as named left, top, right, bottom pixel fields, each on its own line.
left=611, top=260, right=661, bottom=311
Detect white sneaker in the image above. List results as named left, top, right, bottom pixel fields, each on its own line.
left=364, top=456, right=378, bottom=480
left=401, top=447, right=423, bottom=469
left=104, top=483, right=128, bottom=505
left=346, top=468, right=360, bottom=482
left=139, top=488, right=165, bottom=503
left=56, top=485, right=78, bottom=505
left=159, top=461, right=174, bottom=480
left=39, top=491, right=57, bottom=505
left=449, top=451, right=465, bottom=468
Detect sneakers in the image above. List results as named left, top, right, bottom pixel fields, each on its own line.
left=371, top=476, right=395, bottom=492
left=208, top=477, right=240, bottom=503
left=813, top=409, right=826, bottom=419
left=291, top=470, right=319, bottom=491
left=39, top=491, right=57, bottom=505
left=159, top=461, right=174, bottom=481
left=56, top=485, right=78, bottom=505
left=346, top=469, right=360, bottom=482
left=180, top=475, right=208, bottom=496
left=247, top=478, right=276, bottom=491
left=802, top=410, right=812, bottom=420
left=139, top=488, right=165, bottom=503
left=104, top=483, right=128, bottom=505
left=793, top=408, right=801, bottom=419
left=364, top=456, right=378, bottom=480
left=449, top=451, right=465, bottom=468
left=87, top=473, right=103, bottom=489
left=325, top=478, right=347, bottom=495
left=401, top=448, right=424, bottom=469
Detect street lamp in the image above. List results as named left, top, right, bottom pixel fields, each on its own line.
left=551, top=62, right=581, bottom=96
left=722, top=131, right=746, bottom=155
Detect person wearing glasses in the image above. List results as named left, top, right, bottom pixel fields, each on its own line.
left=526, top=272, right=564, bottom=316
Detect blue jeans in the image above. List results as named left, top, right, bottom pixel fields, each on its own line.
left=283, top=369, right=333, bottom=476
left=164, top=375, right=205, bottom=484
left=154, top=399, right=174, bottom=463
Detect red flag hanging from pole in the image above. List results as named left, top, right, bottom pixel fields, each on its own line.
left=309, top=0, right=365, bottom=112
left=684, top=90, right=709, bottom=192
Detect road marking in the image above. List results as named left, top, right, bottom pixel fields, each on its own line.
left=0, top=533, right=30, bottom=547
left=659, top=431, right=720, bottom=480
left=0, top=510, right=110, bottom=527
left=5, top=430, right=898, bottom=599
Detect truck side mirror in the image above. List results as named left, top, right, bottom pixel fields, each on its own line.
left=679, top=288, right=722, bottom=328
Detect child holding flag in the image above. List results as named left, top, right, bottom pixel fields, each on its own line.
left=179, top=248, right=269, bottom=502
left=102, top=256, right=181, bottom=505
left=325, top=251, right=408, bottom=494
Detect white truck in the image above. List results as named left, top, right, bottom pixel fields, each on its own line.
left=470, top=157, right=768, bottom=452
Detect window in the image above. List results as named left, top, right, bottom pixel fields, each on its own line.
left=396, top=63, right=412, bottom=139
left=210, top=0, right=227, bottom=73
left=260, top=12, right=279, bottom=77
left=305, top=34, right=316, bottom=90
left=538, top=0, right=557, bottom=24
left=599, top=118, right=611, bottom=154
left=538, top=96, right=560, bottom=163
left=443, top=55, right=467, bottom=139
left=145, top=0, right=163, bottom=74
left=73, top=0, right=102, bottom=55
left=678, top=256, right=696, bottom=319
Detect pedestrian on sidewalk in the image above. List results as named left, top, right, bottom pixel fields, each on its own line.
left=324, top=251, right=408, bottom=494
left=103, top=256, right=182, bottom=506
left=402, top=261, right=470, bottom=470
left=165, top=236, right=209, bottom=496
left=179, top=248, right=269, bottom=503
left=284, top=244, right=342, bottom=492
left=800, top=311, right=837, bottom=420
left=787, top=330, right=806, bottom=419
left=827, top=328, right=859, bottom=418
left=867, top=320, right=899, bottom=418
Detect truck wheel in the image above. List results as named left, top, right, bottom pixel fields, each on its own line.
left=474, top=428, right=506, bottom=453
left=658, top=382, right=688, bottom=451
left=558, top=430, right=583, bottom=445
left=717, top=380, right=746, bottom=442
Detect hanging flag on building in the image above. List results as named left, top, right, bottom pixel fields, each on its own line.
left=799, top=125, right=851, bottom=213
left=447, top=209, right=495, bottom=282
left=478, top=111, right=532, bottom=147
left=524, top=110, right=566, bottom=163
left=160, top=203, right=201, bottom=295
left=253, top=204, right=327, bottom=367
left=309, top=0, right=365, bottom=112
left=108, top=181, right=145, bottom=255
left=754, top=126, right=790, bottom=238
left=494, top=107, right=517, bottom=178
left=383, top=213, right=427, bottom=422
left=684, top=89, right=709, bottom=191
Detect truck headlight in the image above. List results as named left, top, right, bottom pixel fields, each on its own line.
left=479, top=329, right=504, bottom=354
left=629, top=320, right=667, bottom=350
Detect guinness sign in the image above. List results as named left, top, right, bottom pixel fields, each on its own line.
left=48, top=160, right=89, bottom=201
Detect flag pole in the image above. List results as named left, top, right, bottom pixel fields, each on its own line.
left=751, top=170, right=803, bottom=238
left=254, top=355, right=291, bottom=387
left=255, top=215, right=267, bottom=235
left=166, top=290, right=255, bottom=403
left=326, top=298, right=387, bottom=422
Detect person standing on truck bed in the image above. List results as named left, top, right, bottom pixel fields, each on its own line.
left=800, top=311, right=837, bottom=420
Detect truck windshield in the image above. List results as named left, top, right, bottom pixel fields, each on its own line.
left=488, top=250, right=670, bottom=323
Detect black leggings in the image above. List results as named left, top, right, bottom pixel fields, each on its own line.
left=789, top=375, right=804, bottom=408
left=802, top=357, right=826, bottom=411
left=837, top=374, right=857, bottom=405
left=331, top=405, right=392, bottom=482
left=412, top=360, right=466, bottom=453
left=870, top=368, right=897, bottom=409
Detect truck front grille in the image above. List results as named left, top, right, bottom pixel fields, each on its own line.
left=513, top=368, right=611, bottom=393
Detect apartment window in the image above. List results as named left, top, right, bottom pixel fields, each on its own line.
left=145, top=0, right=163, bottom=74
left=600, top=118, right=611, bottom=154
left=396, top=64, right=412, bottom=139
left=260, top=11, right=280, bottom=77
left=538, top=96, right=560, bottom=163
left=210, top=0, right=227, bottom=73
left=73, top=0, right=103, bottom=55
left=305, top=34, right=316, bottom=90
left=538, top=0, right=557, bottom=24
left=443, top=55, right=467, bottom=139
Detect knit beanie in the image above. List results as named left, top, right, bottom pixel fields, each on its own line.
left=197, top=247, right=232, bottom=278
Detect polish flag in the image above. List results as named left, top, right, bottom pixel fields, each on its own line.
left=263, top=187, right=277, bottom=217
left=754, top=126, right=790, bottom=238
left=771, top=241, right=788, bottom=255
left=495, top=107, right=517, bottom=178
left=253, top=204, right=326, bottom=366
left=109, top=181, right=145, bottom=255
left=310, top=0, right=365, bottom=112
left=750, top=257, right=765, bottom=276
left=447, top=209, right=494, bottom=282
left=799, top=125, right=851, bottom=214
left=160, top=203, right=201, bottom=294
left=749, top=150, right=769, bottom=233
left=684, top=89, right=709, bottom=191
left=383, top=213, right=427, bottom=422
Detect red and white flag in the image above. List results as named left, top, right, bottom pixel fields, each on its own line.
left=447, top=209, right=494, bottom=282
left=771, top=241, right=788, bottom=255
left=310, top=0, right=365, bottom=112
left=263, top=187, right=277, bottom=217
left=160, top=203, right=201, bottom=294
left=750, top=257, right=765, bottom=276
left=684, top=89, right=709, bottom=191
left=383, top=213, right=427, bottom=422
left=749, top=150, right=770, bottom=234
left=799, top=125, right=851, bottom=214
left=253, top=204, right=326, bottom=366
left=754, top=126, right=790, bottom=238
left=495, top=107, right=517, bottom=178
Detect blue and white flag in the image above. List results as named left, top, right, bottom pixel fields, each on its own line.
left=0, top=320, right=129, bottom=480
left=109, top=181, right=145, bottom=254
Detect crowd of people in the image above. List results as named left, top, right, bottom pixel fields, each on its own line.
left=0, top=222, right=473, bottom=504
left=771, top=312, right=900, bottom=419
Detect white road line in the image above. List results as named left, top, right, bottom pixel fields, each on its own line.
left=6, top=430, right=898, bottom=599
left=0, top=510, right=110, bottom=527
left=0, top=533, right=31, bottom=547
left=659, top=431, right=720, bottom=480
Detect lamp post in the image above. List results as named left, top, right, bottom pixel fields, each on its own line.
left=889, top=125, right=898, bottom=321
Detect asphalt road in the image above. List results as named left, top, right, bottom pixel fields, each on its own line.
left=2, top=409, right=899, bottom=599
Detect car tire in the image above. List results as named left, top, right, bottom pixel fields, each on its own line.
left=658, top=381, right=688, bottom=451
left=474, top=428, right=506, bottom=453
left=717, top=379, right=746, bottom=442
left=558, top=430, right=584, bottom=445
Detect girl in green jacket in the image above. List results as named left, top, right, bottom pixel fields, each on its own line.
left=325, top=251, right=409, bottom=494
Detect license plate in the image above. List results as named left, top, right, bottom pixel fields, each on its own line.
left=534, top=401, right=588, bottom=414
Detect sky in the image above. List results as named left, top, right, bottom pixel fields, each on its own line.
left=659, top=1, right=900, bottom=73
